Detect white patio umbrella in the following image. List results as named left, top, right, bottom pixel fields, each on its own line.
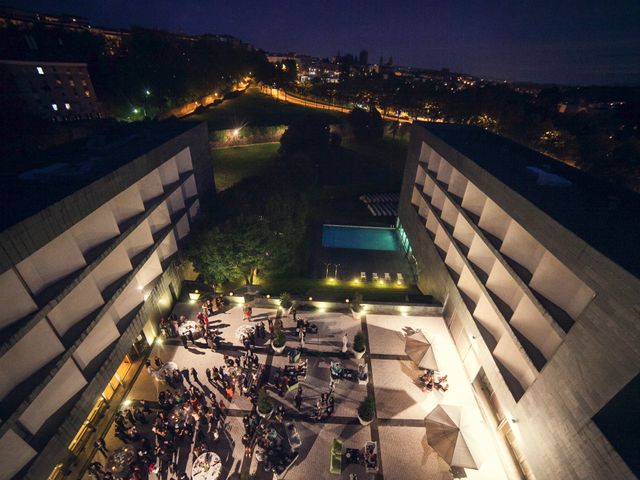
left=405, top=330, right=438, bottom=370
left=424, top=404, right=478, bottom=470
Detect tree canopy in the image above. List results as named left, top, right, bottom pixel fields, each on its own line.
left=348, top=107, right=384, bottom=143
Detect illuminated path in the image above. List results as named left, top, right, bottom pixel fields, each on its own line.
left=260, top=86, right=414, bottom=123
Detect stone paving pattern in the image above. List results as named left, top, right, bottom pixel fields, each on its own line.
left=88, top=302, right=509, bottom=480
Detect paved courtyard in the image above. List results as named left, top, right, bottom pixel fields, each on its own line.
left=90, top=302, right=509, bottom=480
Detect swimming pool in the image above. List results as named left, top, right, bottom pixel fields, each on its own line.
left=322, top=225, right=400, bottom=251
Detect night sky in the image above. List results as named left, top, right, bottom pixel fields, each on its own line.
left=9, top=0, right=640, bottom=86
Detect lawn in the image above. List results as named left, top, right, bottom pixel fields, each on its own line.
left=186, top=87, right=343, bottom=131
left=212, top=143, right=279, bottom=191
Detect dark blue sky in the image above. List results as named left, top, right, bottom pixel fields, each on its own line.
left=10, top=0, right=640, bottom=85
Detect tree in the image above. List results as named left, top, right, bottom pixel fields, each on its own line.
left=348, top=107, right=384, bottom=143
left=279, top=116, right=330, bottom=157
left=186, top=214, right=271, bottom=285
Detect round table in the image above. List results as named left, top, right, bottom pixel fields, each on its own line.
left=152, top=361, right=178, bottom=382
left=235, top=324, right=255, bottom=340
left=178, top=320, right=199, bottom=337
left=191, top=451, right=222, bottom=480
left=105, top=446, right=135, bottom=478
left=169, top=404, right=198, bottom=427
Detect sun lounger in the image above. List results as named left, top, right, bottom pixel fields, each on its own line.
left=384, top=273, right=391, bottom=282
left=397, top=273, right=404, bottom=284
left=372, top=273, right=379, bottom=283
left=360, top=272, right=367, bottom=282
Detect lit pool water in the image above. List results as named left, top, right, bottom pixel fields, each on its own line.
left=322, top=225, right=400, bottom=251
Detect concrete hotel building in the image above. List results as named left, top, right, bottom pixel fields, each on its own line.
left=0, top=121, right=214, bottom=479
left=398, top=123, right=639, bottom=479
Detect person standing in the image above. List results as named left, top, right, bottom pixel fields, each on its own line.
left=294, top=386, right=303, bottom=411
left=181, top=368, right=191, bottom=385
left=180, top=334, right=188, bottom=348
left=94, top=438, right=109, bottom=456
left=341, top=332, right=349, bottom=354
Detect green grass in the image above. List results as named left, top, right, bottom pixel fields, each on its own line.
left=342, top=136, right=410, bottom=184
left=212, top=143, right=279, bottom=191
left=186, top=87, right=343, bottom=131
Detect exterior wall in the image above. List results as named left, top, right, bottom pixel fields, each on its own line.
left=398, top=123, right=640, bottom=480
left=0, top=122, right=214, bottom=479
left=0, top=60, right=101, bottom=120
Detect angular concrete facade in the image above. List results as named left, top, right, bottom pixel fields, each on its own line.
left=0, top=121, right=214, bottom=479
left=398, top=123, right=639, bottom=480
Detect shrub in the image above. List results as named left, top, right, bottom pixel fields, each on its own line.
left=272, top=327, right=286, bottom=348
left=279, top=292, right=293, bottom=310
left=351, top=292, right=363, bottom=313
left=358, top=394, right=375, bottom=422
left=353, top=331, right=365, bottom=353
left=257, top=388, right=272, bottom=415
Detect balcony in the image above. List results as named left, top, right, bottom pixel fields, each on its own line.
left=530, top=289, right=574, bottom=333
left=502, top=254, right=533, bottom=284
left=494, top=357, right=525, bottom=402
left=511, top=326, right=547, bottom=371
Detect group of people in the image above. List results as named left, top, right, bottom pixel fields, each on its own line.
left=249, top=411, right=299, bottom=476
left=311, top=391, right=336, bottom=421
left=419, top=369, right=449, bottom=392
left=211, top=350, right=264, bottom=401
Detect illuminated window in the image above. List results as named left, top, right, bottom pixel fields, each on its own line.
left=36, top=66, right=44, bottom=75
left=69, top=80, right=75, bottom=87
left=65, top=103, right=71, bottom=110
left=81, top=79, right=87, bottom=86
left=51, top=103, right=58, bottom=111
left=84, top=90, right=91, bottom=97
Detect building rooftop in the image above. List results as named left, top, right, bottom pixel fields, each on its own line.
left=0, top=120, right=198, bottom=231
left=418, top=122, right=640, bottom=277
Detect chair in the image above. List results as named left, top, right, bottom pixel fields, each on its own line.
left=330, top=438, right=343, bottom=474
left=372, top=273, right=379, bottom=283
left=384, top=273, right=391, bottom=282
left=397, top=273, right=404, bottom=284
left=360, top=272, right=367, bottom=282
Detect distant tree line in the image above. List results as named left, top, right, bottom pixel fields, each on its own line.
left=301, top=74, right=640, bottom=192
left=0, top=24, right=278, bottom=119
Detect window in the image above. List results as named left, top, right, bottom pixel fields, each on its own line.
left=84, top=90, right=91, bottom=97
left=81, top=79, right=87, bottom=86
left=65, top=103, right=71, bottom=110
left=69, top=80, right=75, bottom=87
left=36, top=66, right=44, bottom=75
left=51, top=103, right=58, bottom=111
